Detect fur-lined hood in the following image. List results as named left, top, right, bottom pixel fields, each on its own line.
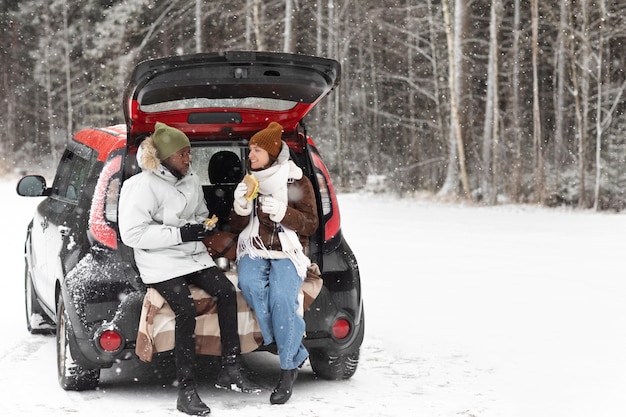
left=137, top=136, right=161, bottom=172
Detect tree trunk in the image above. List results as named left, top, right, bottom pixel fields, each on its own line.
left=592, top=0, right=607, bottom=210
left=489, top=0, right=500, bottom=205
left=42, top=14, right=58, bottom=163
left=439, top=0, right=471, bottom=199
left=578, top=0, right=590, bottom=208
left=283, top=0, right=293, bottom=52
left=195, top=0, right=202, bottom=53
left=511, top=0, right=522, bottom=202
left=531, top=0, right=545, bottom=203
left=553, top=0, right=568, bottom=180
left=427, top=0, right=447, bottom=191
left=253, top=0, right=264, bottom=50
left=63, top=2, right=73, bottom=141
left=482, top=0, right=501, bottom=205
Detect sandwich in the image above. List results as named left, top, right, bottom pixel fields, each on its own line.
left=204, top=214, right=219, bottom=230
left=243, top=174, right=259, bottom=201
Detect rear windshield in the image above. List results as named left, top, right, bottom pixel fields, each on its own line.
left=192, top=145, right=246, bottom=186
left=140, top=97, right=296, bottom=113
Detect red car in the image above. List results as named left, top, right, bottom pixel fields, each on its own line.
left=17, top=51, right=364, bottom=390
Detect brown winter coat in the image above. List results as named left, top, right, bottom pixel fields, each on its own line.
left=228, top=175, right=319, bottom=255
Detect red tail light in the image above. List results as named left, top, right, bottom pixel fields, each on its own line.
left=98, top=330, right=123, bottom=352
left=89, top=155, right=122, bottom=249
left=310, top=150, right=340, bottom=242
left=332, top=318, right=351, bottom=340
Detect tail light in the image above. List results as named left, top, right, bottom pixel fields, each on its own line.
left=332, top=318, right=351, bottom=340
left=88, top=154, right=122, bottom=249
left=96, top=329, right=123, bottom=352
left=310, top=149, right=340, bottom=242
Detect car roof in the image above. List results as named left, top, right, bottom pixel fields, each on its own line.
left=74, top=125, right=127, bottom=161
left=122, top=51, right=341, bottom=144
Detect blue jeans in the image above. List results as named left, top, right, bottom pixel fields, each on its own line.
left=238, top=255, right=308, bottom=370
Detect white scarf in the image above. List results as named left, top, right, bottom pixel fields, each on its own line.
left=237, top=152, right=310, bottom=280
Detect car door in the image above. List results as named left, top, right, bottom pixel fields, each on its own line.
left=39, top=145, right=93, bottom=309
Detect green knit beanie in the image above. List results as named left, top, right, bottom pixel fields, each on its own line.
left=152, top=122, right=191, bottom=160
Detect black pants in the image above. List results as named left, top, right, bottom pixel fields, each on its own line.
left=151, top=266, right=241, bottom=387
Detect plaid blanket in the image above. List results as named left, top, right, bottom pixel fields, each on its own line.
left=135, top=266, right=323, bottom=362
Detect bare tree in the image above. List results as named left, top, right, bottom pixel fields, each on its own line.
left=439, top=0, right=471, bottom=199
left=592, top=0, right=606, bottom=210
left=553, top=0, right=569, bottom=180
left=62, top=1, right=73, bottom=139
left=531, top=0, right=545, bottom=203
left=195, top=0, right=202, bottom=52
left=510, top=0, right=523, bottom=202
left=481, top=0, right=501, bottom=205
left=283, top=0, right=293, bottom=52
left=252, top=0, right=264, bottom=50
left=575, top=0, right=592, bottom=207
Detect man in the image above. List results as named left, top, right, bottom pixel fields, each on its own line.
left=119, top=122, right=254, bottom=416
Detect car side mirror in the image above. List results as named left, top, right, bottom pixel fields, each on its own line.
left=16, top=175, right=50, bottom=197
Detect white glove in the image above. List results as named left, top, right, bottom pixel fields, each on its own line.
left=234, top=181, right=247, bottom=201
left=260, top=196, right=287, bottom=222
left=233, top=182, right=251, bottom=215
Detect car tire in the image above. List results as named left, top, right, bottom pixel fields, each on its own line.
left=56, top=294, right=100, bottom=391
left=309, top=348, right=360, bottom=380
left=24, top=264, right=54, bottom=335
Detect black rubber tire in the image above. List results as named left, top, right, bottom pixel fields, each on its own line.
left=309, top=348, right=360, bottom=380
left=56, top=294, right=100, bottom=391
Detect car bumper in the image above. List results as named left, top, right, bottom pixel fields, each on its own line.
left=62, top=250, right=145, bottom=368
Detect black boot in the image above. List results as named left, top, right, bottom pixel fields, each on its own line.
left=215, top=355, right=261, bottom=393
left=269, top=368, right=298, bottom=405
left=177, top=385, right=211, bottom=415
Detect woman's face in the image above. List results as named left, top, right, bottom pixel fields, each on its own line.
left=248, top=144, right=270, bottom=170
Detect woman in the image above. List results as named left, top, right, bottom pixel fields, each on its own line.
left=230, top=121, right=319, bottom=405
left=119, top=122, right=254, bottom=416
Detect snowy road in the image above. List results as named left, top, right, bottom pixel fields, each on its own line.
left=2, top=179, right=626, bottom=417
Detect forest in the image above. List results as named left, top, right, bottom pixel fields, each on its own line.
left=1, top=0, right=625, bottom=209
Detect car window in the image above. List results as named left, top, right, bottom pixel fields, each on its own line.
left=51, top=149, right=93, bottom=202
left=140, top=97, right=296, bottom=113
left=192, top=146, right=245, bottom=186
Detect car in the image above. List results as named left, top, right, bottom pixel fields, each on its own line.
left=16, top=51, right=364, bottom=391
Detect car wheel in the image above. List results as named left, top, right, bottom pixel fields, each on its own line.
left=24, top=264, right=54, bottom=334
left=56, top=294, right=100, bottom=391
left=309, top=348, right=360, bottom=380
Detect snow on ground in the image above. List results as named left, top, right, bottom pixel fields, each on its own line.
left=2, top=176, right=626, bottom=417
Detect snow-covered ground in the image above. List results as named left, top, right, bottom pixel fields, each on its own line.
left=2, top=176, right=626, bottom=417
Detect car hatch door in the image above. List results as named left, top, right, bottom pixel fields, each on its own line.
left=122, top=51, right=341, bottom=143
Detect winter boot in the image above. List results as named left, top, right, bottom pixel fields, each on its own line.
left=269, top=368, right=298, bottom=405
left=176, top=385, right=211, bottom=415
left=215, top=355, right=261, bottom=393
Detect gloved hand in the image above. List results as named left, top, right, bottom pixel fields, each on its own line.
left=260, top=196, right=287, bottom=222
left=234, top=181, right=248, bottom=202
left=180, top=223, right=210, bottom=242
left=233, top=181, right=252, bottom=215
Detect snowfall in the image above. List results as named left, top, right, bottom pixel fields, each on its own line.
left=1, top=175, right=626, bottom=417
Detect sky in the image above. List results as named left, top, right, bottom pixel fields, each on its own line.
left=2, top=177, right=626, bottom=417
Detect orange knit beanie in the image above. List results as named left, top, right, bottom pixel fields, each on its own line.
left=249, top=122, right=283, bottom=158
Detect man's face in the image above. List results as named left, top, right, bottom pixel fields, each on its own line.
left=163, top=146, right=191, bottom=177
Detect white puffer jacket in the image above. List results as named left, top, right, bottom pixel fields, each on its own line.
left=118, top=140, right=215, bottom=284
